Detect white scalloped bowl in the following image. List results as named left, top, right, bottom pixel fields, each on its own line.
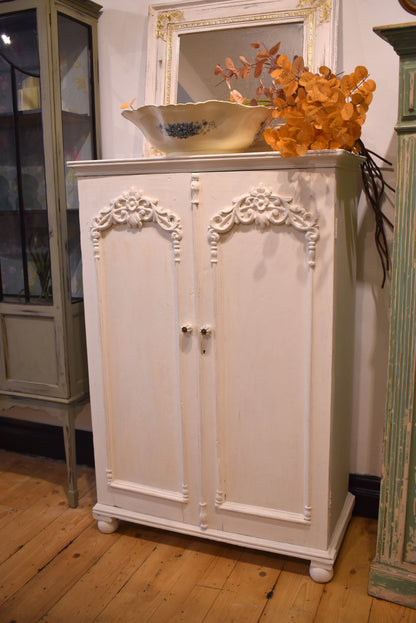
left=121, top=100, right=273, bottom=155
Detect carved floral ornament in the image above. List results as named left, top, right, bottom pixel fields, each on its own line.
left=91, top=186, right=319, bottom=267
left=208, top=184, right=320, bottom=267
left=90, top=188, right=183, bottom=261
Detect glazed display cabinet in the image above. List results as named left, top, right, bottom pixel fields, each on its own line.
left=0, top=0, right=102, bottom=506
left=74, top=150, right=362, bottom=581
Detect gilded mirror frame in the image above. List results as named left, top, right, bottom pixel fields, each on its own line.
left=146, top=0, right=339, bottom=107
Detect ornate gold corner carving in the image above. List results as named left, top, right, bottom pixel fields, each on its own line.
left=156, top=10, right=184, bottom=41
left=297, top=0, right=331, bottom=24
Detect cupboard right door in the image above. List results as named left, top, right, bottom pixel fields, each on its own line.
left=195, top=169, right=335, bottom=551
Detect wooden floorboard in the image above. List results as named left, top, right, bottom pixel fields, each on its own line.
left=0, top=449, right=415, bottom=623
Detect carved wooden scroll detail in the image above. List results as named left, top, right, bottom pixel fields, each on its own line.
left=191, top=173, right=200, bottom=211
left=207, top=184, right=319, bottom=267
left=91, top=188, right=183, bottom=261
left=199, top=501, right=208, bottom=530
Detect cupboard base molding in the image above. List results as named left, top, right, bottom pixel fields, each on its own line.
left=93, top=493, right=355, bottom=583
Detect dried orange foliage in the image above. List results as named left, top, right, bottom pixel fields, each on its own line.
left=265, top=59, right=376, bottom=157
left=215, top=44, right=376, bottom=158
left=120, top=98, right=136, bottom=110
left=215, top=41, right=283, bottom=106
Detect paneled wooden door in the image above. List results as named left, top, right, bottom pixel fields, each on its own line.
left=82, top=174, right=202, bottom=529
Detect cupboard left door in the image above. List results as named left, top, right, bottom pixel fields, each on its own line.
left=79, top=174, right=203, bottom=529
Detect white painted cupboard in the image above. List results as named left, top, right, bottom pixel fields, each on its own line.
left=73, top=150, right=362, bottom=581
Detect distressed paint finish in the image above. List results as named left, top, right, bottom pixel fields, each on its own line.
left=369, top=23, right=416, bottom=609
left=73, top=150, right=361, bottom=582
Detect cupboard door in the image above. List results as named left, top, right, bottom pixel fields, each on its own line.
left=195, top=172, right=321, bottom=538
left=83, top=175, right=201, bottom=525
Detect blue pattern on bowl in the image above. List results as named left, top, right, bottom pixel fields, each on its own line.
left=159, top=120, right=217, bottom=139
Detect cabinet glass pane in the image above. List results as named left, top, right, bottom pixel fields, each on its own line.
left=0, top=9, right=52, bottom=303
left=58, top=13, right=96, bottom=302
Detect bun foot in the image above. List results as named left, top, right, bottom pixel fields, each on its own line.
left=97, top=517, right=119, bottom=534
left=309, top=562, right=334, bottom=583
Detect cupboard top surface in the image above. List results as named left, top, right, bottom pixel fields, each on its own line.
left=69, top=149, right=364, bottom=178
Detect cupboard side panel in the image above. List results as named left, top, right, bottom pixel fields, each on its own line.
left=327, top=166, right=359, bottom=538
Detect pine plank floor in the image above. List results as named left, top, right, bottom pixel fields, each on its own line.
left=1, top=449, right=415, bottom=623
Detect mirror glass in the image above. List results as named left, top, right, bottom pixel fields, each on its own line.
left=177, top=23, right=304, bottom=103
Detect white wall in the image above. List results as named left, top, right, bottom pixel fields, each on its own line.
left=96, top=0, right=149, bottom=158
left=338, top=0, right=410, bottom=476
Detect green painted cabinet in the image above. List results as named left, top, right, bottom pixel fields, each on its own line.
left=368, top=22, right=416, bottom=609
left=0, top=0, right=102, bottom=506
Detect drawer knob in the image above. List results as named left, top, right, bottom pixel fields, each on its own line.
left=200, top=325, right=212, bottom=336
left=181, top=324, right=193, bottom=334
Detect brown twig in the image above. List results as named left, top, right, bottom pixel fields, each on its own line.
left=357, top=139, right=395, bottom=288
